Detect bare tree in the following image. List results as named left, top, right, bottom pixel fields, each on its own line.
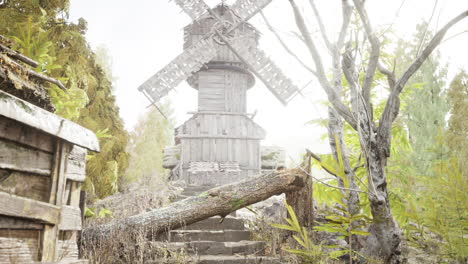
left=280, top=0, right=468, bottom=262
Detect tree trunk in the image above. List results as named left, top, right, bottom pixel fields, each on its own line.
left=363, top=142, right=401, bottom=262
left=81, top=170, right=307, bottom=247
left=286, top=154, right=314, bottom=227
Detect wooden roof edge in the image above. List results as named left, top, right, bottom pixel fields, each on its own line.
left=0, top=90, right=100, bottom=152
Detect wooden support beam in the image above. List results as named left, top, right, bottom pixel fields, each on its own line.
left=0, top=192, right=60, bottom=224
left=187, top=111, right=255, bottom=117
left=177, top=135, right=263, bottom=140
left=0, top=215, right=44, bottom=230
left=41, top=141, right=69, bottom=262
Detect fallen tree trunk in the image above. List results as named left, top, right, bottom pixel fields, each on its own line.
left=81, top=170, right=306, bottom=247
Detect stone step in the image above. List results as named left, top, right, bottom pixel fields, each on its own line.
left=168, top=230, right=251, bottom=242
left=195, top=255, right=282, bottom=264
left=179, top=216, right=245, bottom=231
left=151, top=240, right=266, bottom=255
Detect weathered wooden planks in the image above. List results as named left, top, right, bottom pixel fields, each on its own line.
left=0, top=192, right=60, bottom=224
left=0, top=229, right=40, bottom=263
left=0, top=140, right=53, bottom=176
left=0, top=169, right=50, bottom=202
left=65, top=145, right=86, bottom=182
left=0, top=116, right=54, bottom=153
left=58, top=206, right=82, bottom=231
left=0, top=216, right=43, bottom=230
left=0, top=90, right=99, bottom=152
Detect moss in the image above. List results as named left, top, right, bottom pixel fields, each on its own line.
left=261, top=151, right=279, bottom=161
left=199, top=192, right=208, bottom=197
left=230, top=198, right=246, bottom=210
left=0, top=91, right=8, bottom=100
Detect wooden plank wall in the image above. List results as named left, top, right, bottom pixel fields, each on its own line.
left=198, top=70, right=226, bottom=111
left=198, top=70, right=248, bottom=113
left=0, top=116, right=86, bottom=263
left=177, top=114, right=265, bottom=139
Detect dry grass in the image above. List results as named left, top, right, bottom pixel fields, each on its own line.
left=81, top=183, right=189, bottom=263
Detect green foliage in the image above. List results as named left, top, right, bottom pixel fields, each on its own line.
left=84, top=207, right=95, bottom=218
left=446, top=70, right=468, bottom=166
left=271, top=202, right=329, bottom=263
left=84, top=207, right=113, bottom=219
left=122, top=105, right=173, bottom=189
left=97, top=208, right=113, bottom=219
left=0, top=0, right=129, bottom=199
left=394, top=21, right=449, bottom=177
left=274, top=138, right=370, bottom=263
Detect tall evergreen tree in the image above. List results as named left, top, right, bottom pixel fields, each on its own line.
left=394, top=22, right=449, bottom=176
left=446, top=70, right=468, bottom=165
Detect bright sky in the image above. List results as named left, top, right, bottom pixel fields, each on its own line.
left=69, top=0, right=468, bottom=162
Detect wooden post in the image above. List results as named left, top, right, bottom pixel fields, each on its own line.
left=78, top=190, right=86, bottom=258
left=40, top=141, right=69, bottom=261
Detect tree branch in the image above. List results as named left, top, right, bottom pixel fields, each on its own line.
left=353, top=0, right=381, bottom=106
left=378, top=9, right=468, bottom=157
left=377, top=61, right=396, bottom=89
left=308, top=0, right=332, bottom=51
left=259, top=11, right=318, bottom=76
left=288, top=0, right=357, bottom=130
left=0, top=43, right=39, bottom=68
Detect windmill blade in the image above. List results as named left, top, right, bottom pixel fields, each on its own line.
left=228, top=38, right=299, bottom=105
left=172, top=0, right=210, bottom=21
left=230, top=0, right=272, bottom=22
left=138, top=37, right=217, bottom=103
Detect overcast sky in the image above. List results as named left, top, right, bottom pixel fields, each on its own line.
left=69, top=0, right=468, bottom=162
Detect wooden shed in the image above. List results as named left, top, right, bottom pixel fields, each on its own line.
left=0, top=37, right=99, bottom=263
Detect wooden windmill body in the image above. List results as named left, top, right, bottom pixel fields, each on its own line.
left=139, top=1, right=297, bottom=186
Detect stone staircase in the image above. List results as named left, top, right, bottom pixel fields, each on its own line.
left=154, top=185, right=282, bottom=264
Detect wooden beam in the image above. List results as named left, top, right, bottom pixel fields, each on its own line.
left=0, top=140, right=53, bottom=176
left=177, top=135, right=263, bottom=140
left=187, top=111, right=255, bottom=117
left=59, top=206, right=82, bottom=231
left=0, top=215, right=43, bottom=230
left=0, top=191, right=60, bottom=224
left=41, top=141, right=69, bottom=262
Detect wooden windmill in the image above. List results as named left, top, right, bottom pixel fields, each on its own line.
left=139, top=0, right=298, bottom=185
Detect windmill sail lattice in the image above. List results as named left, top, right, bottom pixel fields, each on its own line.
left=172, top=0, right=210, bottom=21
left=230, top=39, right=298, bottom=105
left=138, top=38, right=217, bottom=102
left=230, top=0, right=272, bottom=21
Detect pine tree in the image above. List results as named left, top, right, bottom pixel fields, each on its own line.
left=394, top=22, right=450, bottom=176
left=446, top=71, right=468, bottom=170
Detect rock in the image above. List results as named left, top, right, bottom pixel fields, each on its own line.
left=237, top=195, right=286, bottom=224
